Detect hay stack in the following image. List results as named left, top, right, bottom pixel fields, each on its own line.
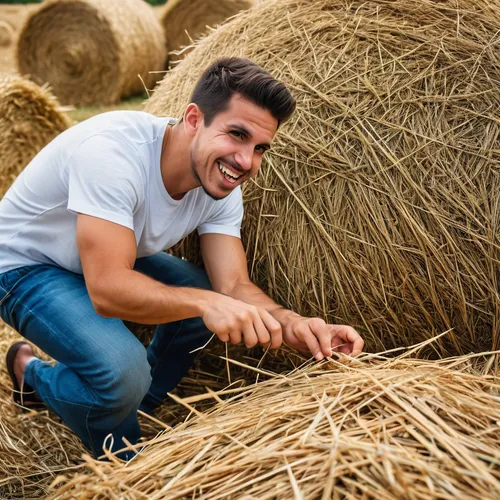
left=0, top=73, right=70, bottom=198
left=0, top=20, right=14, bottom=48
left=17, top=0, right=166, bottom=106
left=48, top=350, right=500, bottom=499
left=0, top=318, right=300, bottom=498
left=160, top=0, right=255, bottom=65
left=146, top=0, right=500, bottom=355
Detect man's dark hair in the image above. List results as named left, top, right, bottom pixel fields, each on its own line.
left=190, top=57, right=296, bottom=127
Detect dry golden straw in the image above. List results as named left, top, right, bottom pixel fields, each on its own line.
left=0, top=320, right=300, bottom=498
left=48, top=344, right=500, bottom=499
left=146, top=0, right=500, bottom=356
left=1, top=322, right=499, bottom=498
left=0, top=73, right=70, bottom=198
left=0, top=20, right=14, bottom=48
left=17, top=0, right=166, bottom=106
left=160, top=0, right=255, bottom=65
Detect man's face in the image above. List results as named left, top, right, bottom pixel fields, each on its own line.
left=189, top=94, right=278, bottom=200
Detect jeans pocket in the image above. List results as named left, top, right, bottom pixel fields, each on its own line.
left=0, top=266, right=34, bottom=305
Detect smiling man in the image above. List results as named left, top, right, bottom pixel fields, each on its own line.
left=0, top=58, right=363, bottom=459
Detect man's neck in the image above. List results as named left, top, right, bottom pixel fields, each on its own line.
left=160, top=122, right=199, bottom=200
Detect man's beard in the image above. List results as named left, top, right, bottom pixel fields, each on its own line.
left=190, top=150, right=229, bottom=201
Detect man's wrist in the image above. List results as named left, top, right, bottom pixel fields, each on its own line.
left=190, top=288, right=218, bottom=317
left=269, top=306, right=301, bottom=326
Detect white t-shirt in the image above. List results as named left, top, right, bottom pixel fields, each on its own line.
left=0, top=111, right=243, bottom=275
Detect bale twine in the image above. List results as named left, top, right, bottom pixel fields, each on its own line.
left=0, top=20, right=14, bottom=48
left=17, top=0, right=167, bottom=106
left=160, top=0, right=255, bottom=65
left=0, top=73, right=70, bottom=198
left=145, top=0, right=500, bottom=355
left=48, top=349, right=500, bottom=499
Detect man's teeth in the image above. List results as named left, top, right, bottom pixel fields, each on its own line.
left=218, top=162, right=241, bottom=183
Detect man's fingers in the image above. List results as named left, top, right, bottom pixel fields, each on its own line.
left=218, top=332, right=230, bottom=343
left=331, top=335, right=343, bottom=352
left=309, top=319, right=333, bottom=358
left=242, top=322, right=259, bottom=348
left=250, top=310, right=272, bottom=346
left=330, top=325, right=364, bottom=356
left=259, top=309, right=283, bottom=349
left=299, top=328, right=324, bottom=360
left=228, top=328, right=242, bottom=345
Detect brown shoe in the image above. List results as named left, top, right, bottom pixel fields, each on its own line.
left=5, top=341, right=45, bottom=411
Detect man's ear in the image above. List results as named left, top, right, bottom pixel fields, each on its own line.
left=183, top=103, right=203, bottom=137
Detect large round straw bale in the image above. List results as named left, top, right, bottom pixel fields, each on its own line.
left=146, top=0, right=500, bottom=355
left=0, top=20, right=14, bottom=48
left=0, top=73, right=70, bottom=198
left=17, top=0, right=167, bottom=106
left=160, top=0, right=254, bottom=64
left=48, top=354, right=500, bottom=498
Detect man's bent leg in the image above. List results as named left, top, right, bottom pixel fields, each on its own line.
left=133, top=253, right=213, bottom=414
left=0, top=265, right=151, bottom=458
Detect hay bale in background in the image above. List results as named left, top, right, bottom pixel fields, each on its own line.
left=146, top=0, right=500, bottom=356
left=0, top=20, right=14, bottom=48
left=17, top=0, right=166, bottom=106
left=48, top=351, right=500, bottom=499
left=0, top=73, right=70, bottom=198
left=160, top=0, right=254, bottom=65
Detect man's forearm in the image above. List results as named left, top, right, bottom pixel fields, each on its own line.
left=91, top=268, right=216, bottom=324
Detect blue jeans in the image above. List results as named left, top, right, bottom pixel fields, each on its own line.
left=0, top=253, right=212, bottom=459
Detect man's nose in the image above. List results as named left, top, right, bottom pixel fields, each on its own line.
left=235, top=146, right=254, bottom=172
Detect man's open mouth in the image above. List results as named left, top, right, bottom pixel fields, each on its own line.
left=218, top=161, right=242, bottom=184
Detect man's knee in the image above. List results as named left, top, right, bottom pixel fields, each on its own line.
left=93, top=346, right=152, bottom=412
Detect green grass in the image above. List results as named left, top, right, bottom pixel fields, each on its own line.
left=67, top=94, right=148, bottom=123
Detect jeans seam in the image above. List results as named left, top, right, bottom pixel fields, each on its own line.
left=0, top=290, right=12, bottom=306
left=42, top=395, right=95, bottom=409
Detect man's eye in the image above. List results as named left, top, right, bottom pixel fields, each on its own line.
left=230, top=131, right=242, bottom=138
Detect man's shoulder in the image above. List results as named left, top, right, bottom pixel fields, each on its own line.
left=79, top=110, right=160, bottom=135
left=63, top=110, right=171, bottom=155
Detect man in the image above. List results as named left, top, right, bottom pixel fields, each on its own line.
left=0, top=58, right=363, bottom=459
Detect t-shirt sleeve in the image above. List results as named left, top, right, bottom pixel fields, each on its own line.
left=66, top=134, right=144, bottom=230
left=197, top=187, right=244, bottom=238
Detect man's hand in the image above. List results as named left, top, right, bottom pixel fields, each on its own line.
left=202, top=294, right=283, bottom=349
left=277, top=312, right=364, bottom=360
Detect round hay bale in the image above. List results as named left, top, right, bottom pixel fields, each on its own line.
left=0, top=73, right=70, bottom=198
left=17, top=0, right=167, bottom=106
left=145, top=0, right=500, bottom=355
left=0, top=20, right=14, bottom=48
left=160, top=0, right=254, bottom=65
left=47, top=354, right=500, bottom=498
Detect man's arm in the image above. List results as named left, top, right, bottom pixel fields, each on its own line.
left=77, top=214, right=282, bottom=349
left=200, top=233, right=364, bottom=359
left=77, top=214, right=212, bottom=324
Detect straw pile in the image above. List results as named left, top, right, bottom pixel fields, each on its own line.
left=145, top=0, right=500, bottom=356
left=48, top=344, right=500, bottom=499
left=0, top=20, right=14, bottom=48
left=0, top=323, right=86, bottom=499
left=160, top=0, right=255, bottom=65
left=0, top=73, right=70, bottom=198
left=17, top=0, right=166, bottom=106
left=0, top=319, right=301, bottom=498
